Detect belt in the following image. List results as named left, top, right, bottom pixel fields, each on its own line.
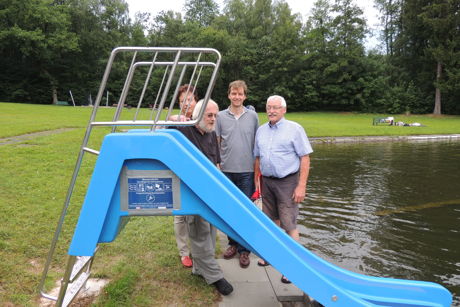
left=263, top=172, right=298, bottom=180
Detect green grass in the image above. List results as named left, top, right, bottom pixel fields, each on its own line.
left=0, top=102, right=459, bottom=306
left=0, top=103, right=221, bottom=306
left=0, top=103, right=91, bottom=137
left=2, top=103, right=459, bottom=139
left=286, top=112, right=460, bottom=137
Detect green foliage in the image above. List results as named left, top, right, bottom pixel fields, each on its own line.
left=184, top=0, right=220, bottom=26
left=0, top=0, right=78, bottom=103
left=1, top=0, right=459, bottom=114
left=389, top=0, right=460, bottom=114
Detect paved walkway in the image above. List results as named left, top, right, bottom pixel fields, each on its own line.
left=217, top=255, right=307, bottom=307
left=217, top=232, right=320, bottom=307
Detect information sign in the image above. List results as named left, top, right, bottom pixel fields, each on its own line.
left=128, top=177, right=173, bottom=209
left=120, top=167, right=181, bottom=214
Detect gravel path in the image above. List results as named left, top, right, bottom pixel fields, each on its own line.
left=0, top=128, right=76, bottom=146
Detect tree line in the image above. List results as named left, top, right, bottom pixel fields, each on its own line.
left=0, top=0, right=458, bottom=114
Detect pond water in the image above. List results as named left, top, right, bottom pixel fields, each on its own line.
left=299, top=139, right=460, bottom=305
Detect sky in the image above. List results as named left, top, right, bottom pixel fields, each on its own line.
left=126, top=0, right=381, bottom=48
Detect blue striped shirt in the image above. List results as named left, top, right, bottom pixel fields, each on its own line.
left=254, top=118, right=313, bottom=178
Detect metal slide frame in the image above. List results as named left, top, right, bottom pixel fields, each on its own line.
left=38, top=47, right=221, bottom=306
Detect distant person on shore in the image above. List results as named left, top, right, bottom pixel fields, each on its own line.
left=216, top=80, right=259, bottom=268
left=175, top=98, right=234, bottom=296
left=254, top=95, right=313, bottom=284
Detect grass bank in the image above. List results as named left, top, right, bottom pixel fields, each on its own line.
left=2, top=103, right=460, bottom=139
left=0, top=102, right=459, bottom=306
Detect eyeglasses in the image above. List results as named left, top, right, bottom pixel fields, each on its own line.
left=204, top=113, right=217, bottom=118
left=266, top=105, right=283, bottom=110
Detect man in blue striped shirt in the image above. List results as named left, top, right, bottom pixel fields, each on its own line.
left=253, top=95, right=313, bottom=282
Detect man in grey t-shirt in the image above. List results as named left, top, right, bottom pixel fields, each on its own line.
left=216, top=80, right=259, bottom=268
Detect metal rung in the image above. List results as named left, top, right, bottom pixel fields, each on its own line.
left=62, top=271, right=90, bottom=307
left=40, top=291, right=57, bottom=302
left=70, top=256, right=92, bottom=282
left=82, top=147, right=100, bottom=155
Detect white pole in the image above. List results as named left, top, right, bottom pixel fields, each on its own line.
left=69, top=90, right=76, bottom=107
left=106, top=91, right=109, bottom=107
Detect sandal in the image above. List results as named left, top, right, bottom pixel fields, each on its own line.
left=281, top=275, right=291, bottom=284
left=257, top=259, right=270, bottom=267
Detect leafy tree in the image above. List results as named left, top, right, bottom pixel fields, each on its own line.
left=215, top=0, right=305, bottom=109
left=375, top=0, right=402, bottom=56
left=184, top=0, right=219, bottom=26
left=63, top=0, right=132, bottom=105
left=301, top=0, right=368, bottom=111
left=301, top=0, right=334, bottom=110
left=260, top=1, right=304, bottom=108
left=0, top=0, right=78, bottom=103
left=391, top=0, right=460, bottom=114
left=148, top=10, right=185, bottom=46
left=1, top=0, right=459, bottom=115
left=419, top=0, right=459, bottom=114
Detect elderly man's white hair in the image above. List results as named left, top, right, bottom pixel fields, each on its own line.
left=192, top=98, right=219, bottom=120
left=266, top=95, right=287, bottom=107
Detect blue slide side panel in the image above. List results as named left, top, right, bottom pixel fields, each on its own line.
left=68, top=130, right=452, bottom=306
left=98, top=172, right=129, bottom=243
left=157, top=130, right=452, bottom=307
left=68, top=138, right=126, bottom=256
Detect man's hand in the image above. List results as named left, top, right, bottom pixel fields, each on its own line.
left=292, top=185, right=306, bottom=203
left=292, top=155, right=310, bottom=203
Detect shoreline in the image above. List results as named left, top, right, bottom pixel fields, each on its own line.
left=310, top=134, right=460, bottom=144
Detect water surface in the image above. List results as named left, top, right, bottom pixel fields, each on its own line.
left=299, top=140, right=460, bottom=305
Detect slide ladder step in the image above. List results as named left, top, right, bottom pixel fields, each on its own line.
left=43, top=252, right=96, bottom=306
left=62, top=271, right=90, bottom=307
left=70, top=256, right=92, bottom=282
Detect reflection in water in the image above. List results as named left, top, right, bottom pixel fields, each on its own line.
left=299, top=140, right=460, bottom=305
left=376, top=199, right=460, bottom=215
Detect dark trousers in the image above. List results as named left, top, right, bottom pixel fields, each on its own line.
left=223, top=172, right=254, bottom=254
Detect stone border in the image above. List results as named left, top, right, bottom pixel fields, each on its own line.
left=2, top=130, right=459, bottom=146
left=310, top=134, right=460, bottom=144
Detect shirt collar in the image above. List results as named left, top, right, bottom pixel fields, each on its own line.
left=268, top=117, right=285, bottom=128
left=193, top=125, right=206, bottom=135
left=227, top=106, right=247, bottom=117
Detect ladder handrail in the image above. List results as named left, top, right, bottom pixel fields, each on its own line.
left=38, top=47, right=221, bottom=303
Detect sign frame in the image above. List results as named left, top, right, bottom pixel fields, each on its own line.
left=120, top=167, right=181, bottom=215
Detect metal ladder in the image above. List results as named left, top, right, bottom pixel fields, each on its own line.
left=38, top=47, right=221, bottom=306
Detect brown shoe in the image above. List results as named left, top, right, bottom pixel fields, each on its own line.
left=239, top=252, right=250, bottom=268
left=223, top=245, right=237, bottom=259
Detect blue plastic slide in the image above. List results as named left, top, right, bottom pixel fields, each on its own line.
left=69, top=130, right=452, bottom=307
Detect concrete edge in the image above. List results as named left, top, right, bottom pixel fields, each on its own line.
left=310, top=134, right=460, bottom=144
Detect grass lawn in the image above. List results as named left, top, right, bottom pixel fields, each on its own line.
left=0, top=102, right=459, bottom=306
left=288, top=112, right=460, bottom=137
left=2, top=103, right=460, bottom=140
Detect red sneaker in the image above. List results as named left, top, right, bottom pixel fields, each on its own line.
left=181, top=256, right=193, bottom=268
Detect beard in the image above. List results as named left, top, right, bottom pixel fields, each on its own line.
left=198, top=119, right=215, bottom=133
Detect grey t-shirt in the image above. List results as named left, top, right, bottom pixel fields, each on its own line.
left=216, top=107, right=259, bottom=172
